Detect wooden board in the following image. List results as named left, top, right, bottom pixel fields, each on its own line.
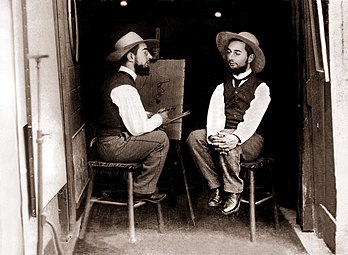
left=136, top=59, right=185, bottom=140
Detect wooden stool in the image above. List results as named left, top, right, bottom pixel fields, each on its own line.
left=240, top=157, right=279, bottom=242
left=79, top=161, right=164, bottom=243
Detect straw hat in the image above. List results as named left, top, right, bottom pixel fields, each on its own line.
left=106, top=31, right=159, bottom=61
left=216, top=31, right=265, bottom=73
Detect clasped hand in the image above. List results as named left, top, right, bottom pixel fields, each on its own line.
left=209, top=131, right=239, bottom=155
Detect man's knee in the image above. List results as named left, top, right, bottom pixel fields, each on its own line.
left=187, top=129, right=206, bottom=146
left=186, top=129, right=203, bottom=143
left=155, top=130, right=170, bottom=149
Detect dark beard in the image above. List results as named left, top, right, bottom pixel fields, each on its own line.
left=224, top=62, right=248, bottom=85
left=227, top=62, right=248, bottom=75
left=134, top=63, right=150, bottom=76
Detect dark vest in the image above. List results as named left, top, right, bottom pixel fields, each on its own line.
left=223, top=74, right=265, bottom=136
left=97, top=71, right=135, bottom=136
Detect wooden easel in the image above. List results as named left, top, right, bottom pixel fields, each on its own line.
left=137, top=59, right=196, bottom=226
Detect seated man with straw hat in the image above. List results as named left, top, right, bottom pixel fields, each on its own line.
left=187, top=31, right=271, bottom=215
left=96, top=31, right=170, bottom=203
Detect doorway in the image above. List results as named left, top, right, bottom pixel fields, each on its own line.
left=77, top=0, right=300, bottom=211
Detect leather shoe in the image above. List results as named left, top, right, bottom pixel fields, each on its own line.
left=133, top=192, right=166, bottom=203
left=208, top=188, right=222, bottom=207
left=222, top=193, right=242, bottom=215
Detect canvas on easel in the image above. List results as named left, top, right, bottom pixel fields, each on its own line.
left=136, top=59, right=186, bottom=140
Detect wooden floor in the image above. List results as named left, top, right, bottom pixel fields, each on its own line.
left=74, top=188, right=308, bottom=255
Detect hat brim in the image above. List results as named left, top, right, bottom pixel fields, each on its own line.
left=216, top=32, right=265, bottom=73
left=106, top=39, right=159, bottom=62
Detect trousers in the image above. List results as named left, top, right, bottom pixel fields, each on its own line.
left=96, top=130, right=169, bottom=194
left=186, top=129, right=264, bottom=193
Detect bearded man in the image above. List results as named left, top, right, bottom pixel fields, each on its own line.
left=96, top=31, right=169, bottom=203
left=186, top=31, right=271, bottom=215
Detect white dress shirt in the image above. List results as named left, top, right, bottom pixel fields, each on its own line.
left=206, top=69, right=271, bottom=144
left=110, top=66, right=163, bottom=136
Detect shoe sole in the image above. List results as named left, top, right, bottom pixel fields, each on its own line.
left=221, top=203, right=241, bottom=215
left=135, top=194, right=166, bottom=204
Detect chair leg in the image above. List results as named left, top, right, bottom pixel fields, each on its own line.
left=127, top=171, right=136, bottom=243
left=156, top=202, right=165, bottom=233
left=249, top=170, right=256, bottom=242
left=175, top=141, right=196, bottom=226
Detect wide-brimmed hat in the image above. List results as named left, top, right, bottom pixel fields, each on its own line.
left=106, top=31, right=159, bottom=61
left=216, top=31, right=265, bottom=73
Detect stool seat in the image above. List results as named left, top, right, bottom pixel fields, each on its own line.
left=240, top=157, right=279, bottom=242
left=88, top=161, right=141, bottom=171
left=79, top=160, right=164, bottom=243
left=240, top=157, right=273, bottom=170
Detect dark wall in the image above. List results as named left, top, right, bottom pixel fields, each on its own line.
left=78, top=0, right=299, bottom=209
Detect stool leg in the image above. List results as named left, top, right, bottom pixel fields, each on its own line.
left=79, top=167, right=95, bottom=239
left=156, top=202, right=165, bottom=233
left=79, top=191, right=94, bottom=239
left=127, top=171, right=136, bottom=243
left=273, top=201, right=279, bottom=229
left=249, top=170, right=256, bottom=242
left=268, top=163, right=279, bottom=229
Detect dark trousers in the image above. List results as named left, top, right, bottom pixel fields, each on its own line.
left=97, top=130, right=169, bottom=194
left=186, top=129, right=264, bottom=193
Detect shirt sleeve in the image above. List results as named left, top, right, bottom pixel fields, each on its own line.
left=233, top=82, right=271, bottom=143
left=206, top=83, right=226, bottom=140
left=110, top=85, right=163, bottom=136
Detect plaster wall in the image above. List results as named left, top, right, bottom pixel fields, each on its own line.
left=328, top=1, right=348, bottom=254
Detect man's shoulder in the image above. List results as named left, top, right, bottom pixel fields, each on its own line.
left=249, top=73, right=263, bottom=83
left=107, top=72, right=134, bottom=86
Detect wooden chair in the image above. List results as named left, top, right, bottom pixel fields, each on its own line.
left=79, top=139, right=164, bottom=243
left=240, top=157, right=279, bottom=242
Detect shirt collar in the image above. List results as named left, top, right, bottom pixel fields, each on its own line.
left=233, top=69, right=252, bottom=80
left=119, top=65, right=137, bottom=81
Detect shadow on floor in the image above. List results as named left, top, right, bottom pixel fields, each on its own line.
left=74, top=188, right=308, bottom=255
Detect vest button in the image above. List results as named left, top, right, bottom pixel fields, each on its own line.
left=235, top=91, right=238, bottom=94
